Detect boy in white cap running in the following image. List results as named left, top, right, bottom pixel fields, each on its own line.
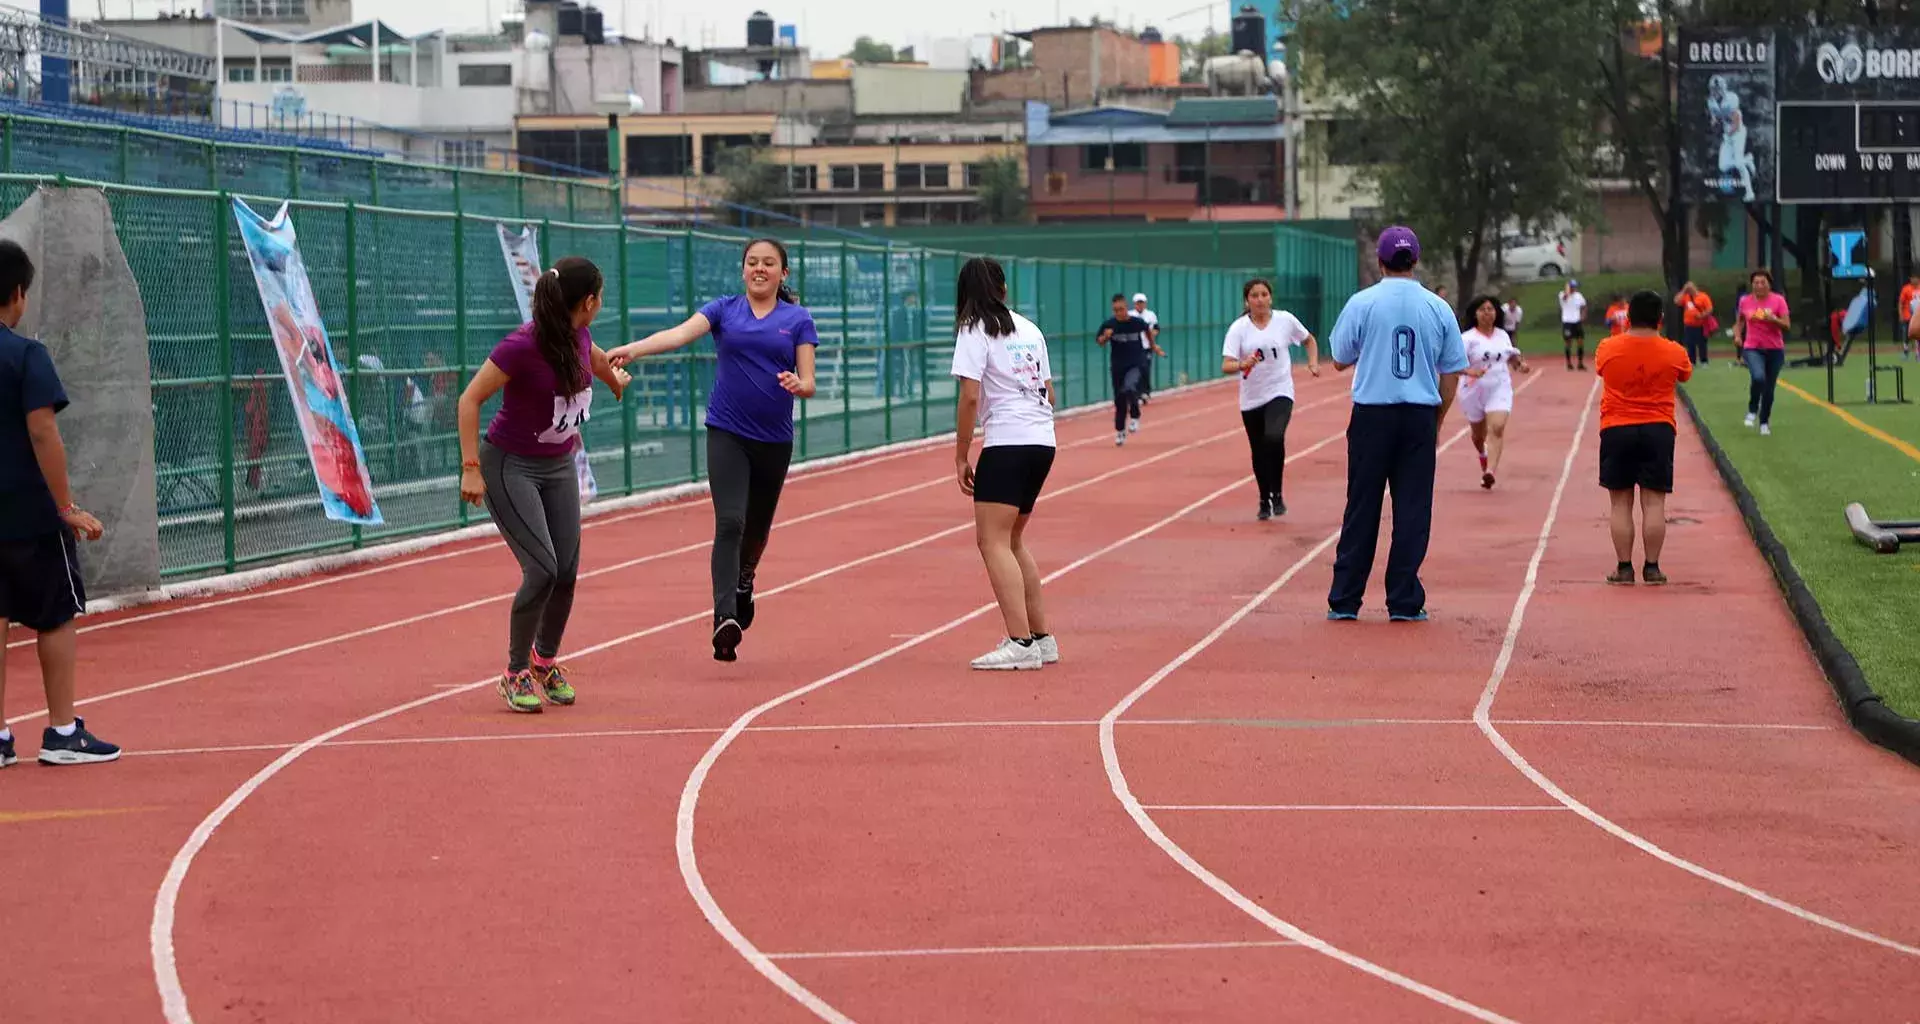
left=1132, top=293, right=1160, bottom=405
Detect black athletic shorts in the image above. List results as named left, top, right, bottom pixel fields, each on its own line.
left=1599, top=422, right=1676, bottom=493
left=973, top=444, right=1056, bottom=514
left=0, top=529, right=86, bottom=632
left=1562, top=322, right=1586, bottom=342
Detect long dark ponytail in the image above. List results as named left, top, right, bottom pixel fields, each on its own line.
left=956, top=256, right=1015, bottom=338
left=531, top=255, right=600, bottom=392
left=744, top=238, right=798, bottom=304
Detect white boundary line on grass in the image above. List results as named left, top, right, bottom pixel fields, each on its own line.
left=148, top=404, right=1289, bottom=1024
left=62, top=378, right=1230, bottom=629
left=1099, top=408, right=1523, bottom=1024
left=1471, top=377, right=1920, bottom=958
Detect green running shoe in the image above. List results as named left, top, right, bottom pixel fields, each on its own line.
left=497, top=670, right=543, bottom=714
left=533, top=662, right=576, bottom=705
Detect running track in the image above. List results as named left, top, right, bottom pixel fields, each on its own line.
left=3, top=371, right=1917, bottom=1022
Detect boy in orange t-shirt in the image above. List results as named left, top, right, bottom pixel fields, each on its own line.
left=1605, top=295, right=1630, bottom=335
left=1595, top=290, right=1693, bottom=587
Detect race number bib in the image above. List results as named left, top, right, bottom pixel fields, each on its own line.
left=537, top=388, right=593, bottom=445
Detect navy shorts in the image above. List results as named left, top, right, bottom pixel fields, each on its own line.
left=973, top=445, right=1055, bottom=515
left=0, top=529, right=86, bottom=632
left=1599, top=423, right=1676, bottom=494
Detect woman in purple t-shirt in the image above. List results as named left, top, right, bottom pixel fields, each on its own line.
left=609, top=238, right=818, bottom=663
left=1734, top=268, right=1791, bottom=436
left=457, top=256, right=629, bottom=713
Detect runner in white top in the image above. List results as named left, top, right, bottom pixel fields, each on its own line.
left=1559, top=279, right=1589, bottom=371
left=1459, top=294, right=1531, bottom=490
left=952, top=256, right=1059, bottom=672
left=1221, top=277, right=1320, bottom=520
left=1133, top=293, right=1160, bottom=405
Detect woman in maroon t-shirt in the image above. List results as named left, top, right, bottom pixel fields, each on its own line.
left=456, top=256, right=628, bottom=714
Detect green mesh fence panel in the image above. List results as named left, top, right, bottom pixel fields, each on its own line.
left=0, top=165, right=1353, bottom=579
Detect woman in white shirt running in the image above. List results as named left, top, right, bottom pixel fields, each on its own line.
left=1459, top=295, right=1531, bottom=489
left=952, top=257, right=1060, bottom=672
left=1222, top=278, right=1320, bottom=520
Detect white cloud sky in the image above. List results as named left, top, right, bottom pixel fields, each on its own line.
left=109, top=0, right=1217, bottom=59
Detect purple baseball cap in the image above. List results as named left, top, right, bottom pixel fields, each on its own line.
left=1376, top=225, right=1420, bottom=264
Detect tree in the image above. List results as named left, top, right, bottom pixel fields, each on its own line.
left=1592, top=0, right=1907, bottom=315
left=1297, top=0, right=1608, bottom=300
left=1174, top=30, right=1232, bottom=84
left=713, top=146, right=789, bottom=224
left=843, top=36, right=898, bottom=64
left=973, top=157, right=1027, bottom=224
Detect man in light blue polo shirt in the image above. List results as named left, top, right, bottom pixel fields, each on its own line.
left=1326, top=226, right=1468, bottom=622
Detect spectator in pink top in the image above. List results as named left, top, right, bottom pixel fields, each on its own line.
left=1734, top=268, right=1791, bottom=436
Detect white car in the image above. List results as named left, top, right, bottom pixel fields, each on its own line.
left=1499, top=234, right=1575, bottom=280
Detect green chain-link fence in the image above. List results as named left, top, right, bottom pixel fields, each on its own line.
left=0, top=113, right=620, bottom=222
left=2, top=169, right=1360, bottom=580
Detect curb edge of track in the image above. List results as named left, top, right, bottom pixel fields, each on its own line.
left=1678, top=385, right=1920, bottom=769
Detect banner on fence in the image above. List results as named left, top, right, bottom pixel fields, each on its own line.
left=496, top=222, right=598, bottom=502
left=233, top=198, right=382, bottom=525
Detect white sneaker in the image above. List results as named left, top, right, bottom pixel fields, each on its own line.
left=1744, top=412, right=1757, bottom=428
left=971, top=638, right=1043, bottom=671
left=1759, top=423, right=1771, bottom=436
left=1115, top=432, right=1126, bottom=446
left=1128, top=418, right=1140, bottom=433
left=1033, top=635, right=1060, bottom=665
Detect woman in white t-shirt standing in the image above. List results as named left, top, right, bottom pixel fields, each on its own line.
left=1459, top=295, right=1531, bottom=490
left=1222, top=278, right=1320, bottom=520
left=952, top=257, right=1060, bottom=672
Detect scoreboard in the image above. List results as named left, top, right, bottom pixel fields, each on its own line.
left=1777, top=101, right=1920, bottom=202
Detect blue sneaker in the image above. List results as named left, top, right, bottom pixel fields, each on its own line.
left=1389, top=610, right=1430, bottom=623
left=1, top=732, right=16, bottom=768
left=37, top=717, right=120, bottom=766
left=1326, top=610, right=1360, bottom=621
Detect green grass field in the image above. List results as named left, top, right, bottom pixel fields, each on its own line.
left=1683, top=358, right=1920, bottom=719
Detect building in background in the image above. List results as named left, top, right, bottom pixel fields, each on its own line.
left=1025, top=98, right=1286, bottom=222
left=971, top=24, right=1183, bottom=109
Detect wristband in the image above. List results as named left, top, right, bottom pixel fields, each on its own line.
left=461, top=459, right=481, bottom=470
left=58, top=503, right=77, bottom=516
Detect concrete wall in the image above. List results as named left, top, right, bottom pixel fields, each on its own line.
left=851, top=66, right=969, bottom=117
left=973, top=26, right=1152, bottom=108
left=681, top=80, right=851, bottom=117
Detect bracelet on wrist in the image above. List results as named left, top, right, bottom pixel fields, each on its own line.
left=461, top=459, right=481, bottom=470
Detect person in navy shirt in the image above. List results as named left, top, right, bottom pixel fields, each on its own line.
left=610, top=238, right=818, bottom=662
left=1096, top=295, right=1162, bottom=446
left=1325, top=226, right=1468, bottom=623
left=0, top=240, right=118, bottom=769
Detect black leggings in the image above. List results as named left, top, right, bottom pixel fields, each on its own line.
left=708, top=426, right=792, bottom=620
left=1240, top=396, right=1293, bottom=499
left=1112, top=364, right=1145, bottom=430
left=479, top=442, right=581, bottom=672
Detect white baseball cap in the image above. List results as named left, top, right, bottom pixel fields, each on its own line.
left=1132, top=293, right=1148, bottom=304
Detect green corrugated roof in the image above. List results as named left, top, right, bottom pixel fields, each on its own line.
left=1166, top=98, right=1280, bottom=126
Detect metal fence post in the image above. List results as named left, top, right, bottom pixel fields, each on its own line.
left=215, top=193, right=236, bottom=572
left=618, top=220, right=634, bottom=494
left=918, top=247, right=930, bottom=438
left=344, top=201, right=364, bottom=549
left=116, top=128, right=130, bottom=182
left=882, top=244, right=893, bottom=444
left=840, top=241, right=851, bottom=453
left=453, top=178, right=470, bottom=526
left=684, top=226, right=698, bottom=482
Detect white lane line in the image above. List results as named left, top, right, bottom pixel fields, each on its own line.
left=1144, top=805, right=1568, bottom=813
left=766, top=939, right=1299, bottom=961
left=149, top=406, right=1286, bottom=1024
left=1495, top=719, right=1833, bottom=731
left=11, top=399, right=1251, bottom=728
left=13, top=385, right=1238, bottom=653
left=1101, top=397, right=1532, bottom=1024
left=675, top=426, right=1353, bottom=1024
left=1472, top=377, right=1920, bottom=958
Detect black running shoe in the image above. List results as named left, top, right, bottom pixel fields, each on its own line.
left=0, top=732, right=15, bottom=768
left=736, top=572, right=757, bottom=631
left=37, top=717, right=120, bottom=765
left=1269, top=494, right=1286, bottom=517
left=1257, top=495, right=1272, bottom=521
left=713, top=617, right=743, bottom=662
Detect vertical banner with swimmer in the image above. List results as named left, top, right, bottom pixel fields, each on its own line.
left=233, top=198, right=382, bottom=526
left=497, top=222, right=599, bottom=502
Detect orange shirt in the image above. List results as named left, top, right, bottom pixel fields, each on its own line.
left=1680, top=291, right=1713, bottom=326
left=1596, top=331, right=1694, bottom=430
left=1901, top=283, right=1918, bottom=322
left=1605, top=302, right=1630, bottom=333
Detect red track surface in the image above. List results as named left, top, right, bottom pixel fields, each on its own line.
left=4, top=371, right=1917, bottom=1023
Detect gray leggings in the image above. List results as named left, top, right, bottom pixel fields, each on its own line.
left=480, top=442, right=581, bottom=672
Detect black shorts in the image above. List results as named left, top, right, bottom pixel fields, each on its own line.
left=1562, top=322, right=1586, bottom=342
left=0, top=529, right=86, bottom=632
left=973, top=444, right=1055, bottom=514
left=1599, top=423, right=1676, bottom=493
